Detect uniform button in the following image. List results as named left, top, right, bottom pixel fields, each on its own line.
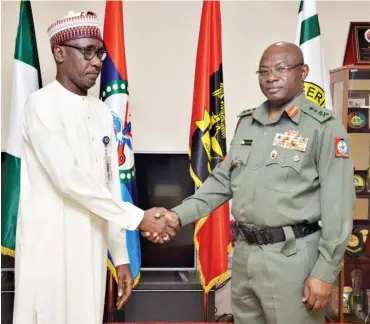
left=240, top=209, right=244, bottom=214
left=282, top=158, right=286, bottom=163
left=127, top=224, right=131, bottom=229
left=253, top=164, right=259, bottom=170
left=264, top=131, right=268, bottom=136
left=247, top=198, right=252, bottom=204
left=88, top=116, right=90, bottom=120
left=92, top=137, right=95, bottom=142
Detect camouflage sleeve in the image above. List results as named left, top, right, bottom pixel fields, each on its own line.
left=171, top=152, right=233, bottom=227
left=310, top=119, right=356, bottom=283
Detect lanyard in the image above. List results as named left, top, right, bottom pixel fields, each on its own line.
left=102, top=136, right=112, bottom=189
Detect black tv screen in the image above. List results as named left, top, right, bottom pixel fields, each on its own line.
left=134, top=152, right=196, bottom=270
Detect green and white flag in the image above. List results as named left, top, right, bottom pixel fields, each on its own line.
left=295, top=0, right=332, bottom=110
left=1, top=0, right=42, bottom=257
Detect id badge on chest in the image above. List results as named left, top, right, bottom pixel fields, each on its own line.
left=102, top=136, right=112, bottom=189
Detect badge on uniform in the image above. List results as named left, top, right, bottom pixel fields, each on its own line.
left=240, top=139, right=253, bottom=146
left=335, top=137, right=349, bottom=158
left=102, top=136, right=112, bottom=188
left=287, top=106, right=298, bottom=119
left=272, top=130, right=309, bottom=152
left=270, top=150, right=278, bottom=159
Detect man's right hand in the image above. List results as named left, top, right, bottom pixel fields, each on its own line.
left=142, top=210, right=180, bottom=244
left=137, top=207, right=179, bottom=238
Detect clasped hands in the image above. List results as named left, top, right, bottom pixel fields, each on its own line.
left=138, top=207, right=180, bottom=244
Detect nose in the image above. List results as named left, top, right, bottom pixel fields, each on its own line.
left=267, top=71, right=279, bottom=82
left=89, top=54, right=102, bottom=69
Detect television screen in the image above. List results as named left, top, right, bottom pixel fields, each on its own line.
left=134, top=152, right=196, bottom=270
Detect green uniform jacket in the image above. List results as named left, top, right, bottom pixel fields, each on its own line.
left=172, top=91, right=356, bottom=283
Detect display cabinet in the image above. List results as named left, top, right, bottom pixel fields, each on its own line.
left=325, top=65, right=370, bottom=323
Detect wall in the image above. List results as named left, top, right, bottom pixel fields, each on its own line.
left=2, top=1, right=370, bottom=153
left=1, top=0, right=370, bottom=316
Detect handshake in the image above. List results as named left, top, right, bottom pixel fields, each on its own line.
left=138, top=207, right=180, bottom=244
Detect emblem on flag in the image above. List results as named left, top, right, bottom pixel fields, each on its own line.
left=189, top=0, right=231, bottom=294
left=99, top=0, right=141, bottom=287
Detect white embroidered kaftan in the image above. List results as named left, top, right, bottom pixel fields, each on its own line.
left=13, top=81, right=144, bottom=324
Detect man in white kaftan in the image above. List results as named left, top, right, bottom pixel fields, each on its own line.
left=13, top=11, right=178, bottom=324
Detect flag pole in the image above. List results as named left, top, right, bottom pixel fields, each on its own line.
left=202, top=291, right=208, bottom=322
left=107, top=273, right=114, bottom=322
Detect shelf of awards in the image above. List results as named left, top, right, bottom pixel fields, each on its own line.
left=330, top=65, right=370, bottom=221
left=325, top=222, right=370, bottom=323
left=326, top=22, right=370, bottom=324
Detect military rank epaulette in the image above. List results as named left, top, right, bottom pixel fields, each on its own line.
left=235, top=108, right=256, bottom=132
left=237, top=107, right=256, bottom=118
left=302, top=104, right=333, bottom=123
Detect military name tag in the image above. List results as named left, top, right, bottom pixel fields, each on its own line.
left=272, top=131, right=309, bottom=152
left=240, top=139, right=253, bottom=146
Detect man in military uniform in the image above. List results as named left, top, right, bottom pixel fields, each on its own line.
left=146, top=42, right=355, bottom=324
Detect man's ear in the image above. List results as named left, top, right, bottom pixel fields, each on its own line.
left=301, top=64, right=309, bottom=81
left=53, top=45, right=65, bottom=64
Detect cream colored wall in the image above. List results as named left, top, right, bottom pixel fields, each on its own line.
left=2, top=1, right=370, bottom=153
left=1, top=0, right=369, bottom=317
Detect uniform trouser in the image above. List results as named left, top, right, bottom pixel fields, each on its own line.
left=231, top=228, right=325, bottom=324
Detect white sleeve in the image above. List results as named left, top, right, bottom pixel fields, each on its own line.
left=108, top=131, right=131, bottom=265
left=109, top=227, right=129, bottom=265
left=23, top=95, right=144, bottom=231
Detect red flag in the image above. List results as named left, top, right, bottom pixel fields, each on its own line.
left=189, top=0, right=231, bottom=294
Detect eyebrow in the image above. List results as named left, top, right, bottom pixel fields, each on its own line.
left=259, top=61, right=285, bottom=68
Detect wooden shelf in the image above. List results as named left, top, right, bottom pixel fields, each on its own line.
left=330, top=65, right=370, bottom=323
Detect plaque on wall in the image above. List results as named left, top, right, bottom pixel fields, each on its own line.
left=343, top=22, right=370, bottom=65
left=355, top=26, right=370, bottom=64
left=347, top=108, right=369, bottom=133
left=354, top=170, right=369, bottom=197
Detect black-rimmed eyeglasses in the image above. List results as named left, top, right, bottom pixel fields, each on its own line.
left=61, top=44, right=107, bottom=62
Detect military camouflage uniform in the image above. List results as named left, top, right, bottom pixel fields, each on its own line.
left=172, top=92, right=355, bottom=324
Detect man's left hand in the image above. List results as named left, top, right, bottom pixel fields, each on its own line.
left=302, top=275, right=332, bottom=312
left=116, top=264, right=133, bottom=309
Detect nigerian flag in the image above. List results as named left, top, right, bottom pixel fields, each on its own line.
left=295, top=0, right=332, bottom=110
left=1, top=0, right=42, bottom=257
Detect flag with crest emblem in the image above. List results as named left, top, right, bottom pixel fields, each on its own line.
left=189, top=0, right=231, bottom=294
left=99, top=0, right=141, bottom=286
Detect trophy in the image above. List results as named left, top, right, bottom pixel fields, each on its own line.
left=351, top=269, right=365, bottom=320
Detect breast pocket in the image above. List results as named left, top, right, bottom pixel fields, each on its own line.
left=230, top=145, right=252, bottom=185
left=260, top=147, right=305, bottom=193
